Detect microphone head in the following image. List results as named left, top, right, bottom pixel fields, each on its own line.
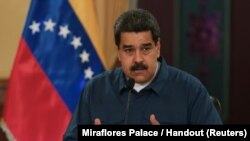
left=126, top=78, right=135, bottom=90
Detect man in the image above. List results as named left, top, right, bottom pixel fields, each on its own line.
left=63, top=9, right=222, bottom=139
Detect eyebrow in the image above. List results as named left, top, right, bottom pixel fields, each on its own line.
left=142, top=43, right=153, bottom=47
left=122, top=42, right=153, bottom=49
left=122, top=44, right=133, bottom=49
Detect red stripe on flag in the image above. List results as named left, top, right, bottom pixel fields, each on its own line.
left=3, top=38, right=71, bottom=141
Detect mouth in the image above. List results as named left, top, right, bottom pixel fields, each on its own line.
left=132, top=69, right=147, bottom=75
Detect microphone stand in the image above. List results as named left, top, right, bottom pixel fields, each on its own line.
left=124, top=78, right=135, bottom=124
left=124, top=89, right=132, bottom=124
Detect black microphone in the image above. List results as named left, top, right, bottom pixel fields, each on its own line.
left=124, top=78, right=135, bottom=124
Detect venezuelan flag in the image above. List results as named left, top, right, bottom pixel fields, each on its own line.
left=1, top=0, right=106, bottom=140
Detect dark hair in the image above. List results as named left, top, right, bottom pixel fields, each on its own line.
left=114, top=9, right=160, bottom=47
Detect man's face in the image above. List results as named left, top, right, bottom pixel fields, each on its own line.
left=117, top=31, right=160, bottom=84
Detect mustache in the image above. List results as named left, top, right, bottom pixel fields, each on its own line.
left=130, top=63, right=148, bottom=71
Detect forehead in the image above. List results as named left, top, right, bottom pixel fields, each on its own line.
left=120, top=31, right=153, bottom=44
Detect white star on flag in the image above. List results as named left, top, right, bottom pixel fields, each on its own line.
left=71, top=36, right=82, bottom=49
left=58, top=25, right=71, bottom=38
left=29, top=21, right=40, bottom=34
left=84, top=67, right=94, bottom=80
left=44, top=18, right=56, bottom=32
left=79, top=50, right=90, bottom=63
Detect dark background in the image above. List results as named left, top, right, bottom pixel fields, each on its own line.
left=138, top=0, right=250, bottom=124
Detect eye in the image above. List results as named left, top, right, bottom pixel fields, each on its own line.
left=123, top=48, right=135, bottom=55
left=124, top=48, right=133, bottom=53
left=143, top=47, right=151, bottom=51
left=141, top=46, right=152, bottom=54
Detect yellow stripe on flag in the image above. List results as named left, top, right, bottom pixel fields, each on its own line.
left=69, top=0, right=107, bottom=69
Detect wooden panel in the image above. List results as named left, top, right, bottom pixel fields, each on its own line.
left=0, top=79, right=7, bottom=116
left=0, top=79, right=8, bottom=141
left=137, top=0, right=174, bottom=65
left=229, top=0, right=250, bottom=124
left=175, top=0, right=230, bottom=122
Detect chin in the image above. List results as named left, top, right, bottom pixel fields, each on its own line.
left=134, top=77, right=149, bottom=84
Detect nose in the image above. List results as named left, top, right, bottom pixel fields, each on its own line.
left=134, top=49, right=143, bottom=63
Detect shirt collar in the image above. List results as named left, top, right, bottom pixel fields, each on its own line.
left=145, top=57, right=169, bottom=96
left=133, top=61, right=160, bottom=92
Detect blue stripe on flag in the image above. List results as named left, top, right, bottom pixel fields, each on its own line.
left=22, top=0, right=105, bottom=113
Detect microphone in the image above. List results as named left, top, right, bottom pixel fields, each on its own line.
left=124, top=78, right=135, bottom=124
left=126, top=78, right=135, bottom=90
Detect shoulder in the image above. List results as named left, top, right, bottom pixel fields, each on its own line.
left=167, top=65, right=203, bottom=88
left=158, top=57, right=203, bottom=89
left=81, top=68, right=123, bottom=101
left=157, top=58, right=207, bottom=95
left=85, top=67, right=123, bottom=88
left=166, top=65, right=209, bottom=100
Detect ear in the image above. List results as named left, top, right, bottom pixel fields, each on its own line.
left=117, top=51, right=121, bottom=61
